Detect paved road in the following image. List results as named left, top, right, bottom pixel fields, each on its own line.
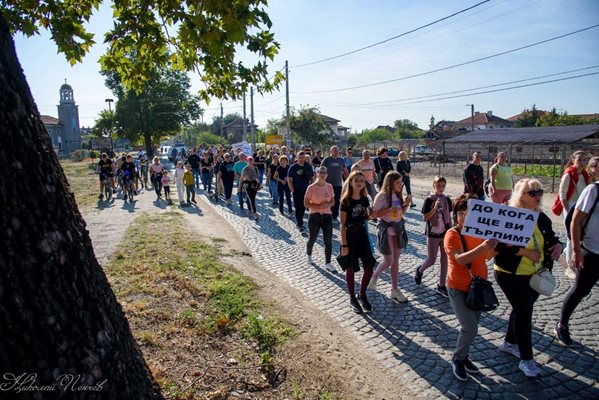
left=193, top=183, right=598, bottom=399
left=83, top=160, right=598, bottom=399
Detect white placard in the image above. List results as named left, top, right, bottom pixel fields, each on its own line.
left=462, top=199, right=539, bottom=246
left=231, top=141, right=252, bottom=156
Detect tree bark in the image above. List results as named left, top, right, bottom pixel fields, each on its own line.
left=144, top=132, right=154, bottom=159
left=0, top=12, right=163, bottom=400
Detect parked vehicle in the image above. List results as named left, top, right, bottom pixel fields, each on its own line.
left=412, top=144, right=436, bottom=155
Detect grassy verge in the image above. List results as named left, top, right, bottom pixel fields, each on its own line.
left=60, top=158, right=99, bottom=210
left=105, top=211, right=299, bottom=399
left=512, top=164, right=561, bottom=178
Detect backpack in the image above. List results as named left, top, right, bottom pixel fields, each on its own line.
left=564, top=183, right=599, bottom=240
left=552, top=167, right=591, bottom=216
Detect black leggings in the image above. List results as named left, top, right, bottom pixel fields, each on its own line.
left=403, top=175, right=412, bottom=195
left=307, top=213, right=333, bottom=263
left=245, top=187, right=257, bottom=213
left=495, top=270, right=539, bottom=361
left=560, top=248, right=599, bottom=326
left=152, top=175, right=162, bottom=196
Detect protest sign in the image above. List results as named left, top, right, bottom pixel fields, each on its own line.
left=231, top=141, right=252, bottom=156
left=462, top=199, right=539, bottom=246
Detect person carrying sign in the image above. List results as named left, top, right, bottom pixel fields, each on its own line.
left=493, top=178, right=562, bottom=379
left=444, top=194, right=498, bottom=381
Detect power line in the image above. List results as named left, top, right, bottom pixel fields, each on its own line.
left=356, top=65, right=599, bottom=106
left=379, top=71, right=599, bottom=106
left=295, top=23, right=599, bottom=94
left=290, top=0, right=491, bottom=68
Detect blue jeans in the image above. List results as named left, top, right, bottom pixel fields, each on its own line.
left=257, top=168, right=265, bottom=186
left=192, top=168, right=200, bottom=188
left=201, top=172, right=212, bottom=192
left=269, top=180, right=279, bottom=204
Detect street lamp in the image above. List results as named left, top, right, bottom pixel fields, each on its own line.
left=466, top=104, right=474, bottom=132
left=105, top=98, right=114, bottom=156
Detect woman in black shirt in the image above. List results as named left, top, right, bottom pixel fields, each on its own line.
left=340, top=171, right=376, bottom=314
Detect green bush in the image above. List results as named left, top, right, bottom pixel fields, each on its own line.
left=90, top=150, right=100, bottom=158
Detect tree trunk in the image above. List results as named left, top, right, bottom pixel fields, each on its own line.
left=144, top=132, right=154, bottom=159
left=0, top=13, right=163, bottom=400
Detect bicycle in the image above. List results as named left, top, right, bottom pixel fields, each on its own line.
left=99, top=173, right=112, bottom=201
left=122, top=171, right=134, bottom=203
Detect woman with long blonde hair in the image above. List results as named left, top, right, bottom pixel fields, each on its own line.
left=494, top=178, right=562, bottom=378
left=369, top=171, right=412, bottom=303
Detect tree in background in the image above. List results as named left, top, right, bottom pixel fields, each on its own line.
left=289, top=106, right=336, bottom=147
left=355, top=127, right=395, bottom=146
left=178, top=122, right=226, bottom=146
left=0, top=0, right=281, bottom=397
left=515, top=104, right=543, bottom=127
left=535, top=108, right=599, bottom=127
left=91, top=109, right=116, bottom=138
left=103, top=66, right=202, bottom=157
left=210, top=113, right=243, bottom=136
left=394, top=118, right=424, bottom=139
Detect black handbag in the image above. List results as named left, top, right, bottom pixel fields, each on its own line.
left=466, top=275, right=499, bottom=312
left=455, top=228, right=499, bottom=312
left=336, top=251, right=359, bottom=272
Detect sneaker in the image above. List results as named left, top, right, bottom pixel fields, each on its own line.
left=498, top=341, right=521, bottom=358
left=191, top=199, right=197, bottom=203
left=564, top=266, right=577, bottom=280
left=436, top=285, right=449, bottom=298
left=134, top=190, right=138, bottom=195
left=410, top=203, right=417, bottom=208
left=390, top=288, right=408, bottom=303
left=307, top=255, right=314, bottom=264
left=519, top=359, right=542, bottom=378
left=414, top=266, right=423, bottom=285
left=463, top=356, right=479, bottom=374
left=325, top=263, right=336, bottom=273
left=113, top=189, right=117, bottom=194
left=99, top=193, right=103, bottom=200
left=450, top=357, right=468, bottom=381
left=357, top=293, right=373, bottom=312
left=555, top=323, right=573, bottom=346
left=349, top=297, right=363, bottom=313
left=298, top=225, right=306, bottom=233
left=368, top=276, right=379, bottom=292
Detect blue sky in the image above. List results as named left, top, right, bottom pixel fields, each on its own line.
left=13, top=0, right=599, bottom=133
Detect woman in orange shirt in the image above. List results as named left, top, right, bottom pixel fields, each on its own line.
left=444, top=194, right=497, bottom=382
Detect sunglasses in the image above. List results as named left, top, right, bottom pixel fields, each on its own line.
left=527, top=189, right=544, bottom=197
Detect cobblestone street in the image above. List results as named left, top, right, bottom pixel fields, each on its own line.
left=195, top=185, right=598, bottom=399
left=84, top=161, right=599, bottom=399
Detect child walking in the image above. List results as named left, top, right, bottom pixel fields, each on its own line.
left=183, top=164, right=196, bottom=204
left=340, top=171, right=377, bottom=313
left=415, top=176, right=453, bottom=297
left=368, top=171, right=412, bottom=303
left=174, top=161, right=185, bottom=205
left=161, top=170, right=172, bottom=202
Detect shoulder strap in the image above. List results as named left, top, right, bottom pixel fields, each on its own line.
left=453, top=227, right=473, bottom=270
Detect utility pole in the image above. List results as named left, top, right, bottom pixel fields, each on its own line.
left=105, top=98, right=114, bottom=157
left=250, top=87, right=255, bottom=153
left=243, top=92, right=247, bottom=142
left=466, top=104, right=474, bottom=132
left=220, top=102, right=224, bottom=137
left=285, top=60, right=291, bottom=148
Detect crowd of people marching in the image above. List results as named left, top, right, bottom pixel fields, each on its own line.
left=96, top=144, right=598, bottom=382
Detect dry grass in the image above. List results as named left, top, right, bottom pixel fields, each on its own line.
left=60, top=158, right=99, bottom=211
left=104, top=211, right=339, bottom=399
